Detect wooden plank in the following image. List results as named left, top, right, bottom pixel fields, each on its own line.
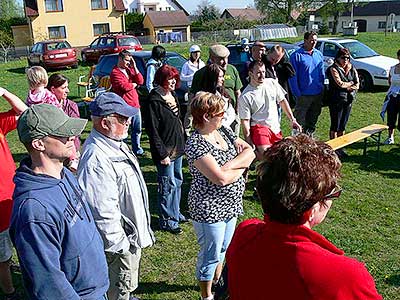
left=326, top=124, right=388, bottom=150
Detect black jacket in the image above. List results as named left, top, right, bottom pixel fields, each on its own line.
left=143, top=89, right=185, bottom=162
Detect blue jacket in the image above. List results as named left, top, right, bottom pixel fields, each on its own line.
left=289, top=47, right=325, bottom=97
left=10, top=158, right=109, bottom=300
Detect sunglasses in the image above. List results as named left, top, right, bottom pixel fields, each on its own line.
left=211, top=111, right=225, bottom=118
left=341, top=56, right=350, bottom=60
left=323, top=185, right=342, bottom=200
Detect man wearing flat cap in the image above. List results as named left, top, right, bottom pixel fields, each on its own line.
left=186, top=44, right=243, bottom=135
left=10, top=104, right=109, bottom=300
left=77, top=92, right=155, bottom=300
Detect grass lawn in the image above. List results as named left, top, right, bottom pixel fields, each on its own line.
left=1, top=32, right=399, bottom=299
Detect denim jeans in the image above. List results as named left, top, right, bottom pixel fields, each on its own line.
left=156, top=155, right=183, bottom=230
left=192, top=217, right=237, bottom=281
left=130, top=110, right=143, bottom=155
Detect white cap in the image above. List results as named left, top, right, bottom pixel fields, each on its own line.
left=189, top=44, right=201, bottom=53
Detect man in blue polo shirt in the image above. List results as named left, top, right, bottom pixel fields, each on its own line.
left=289, top=31, right=325, bottom=136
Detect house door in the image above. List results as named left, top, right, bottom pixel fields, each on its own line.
left=354, top=19, right=367, bottom=32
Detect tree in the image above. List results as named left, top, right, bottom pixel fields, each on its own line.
left=255, top=0, right=315, bottom=24
left=0, top=0, right=24, bottom=19
left=319, top=0, right=362, bottom=34
left=194, top=0, right=220, bottom=24
left=0, top=30, right=14, bottom=63
left=125, top=12, right=144, bottom=32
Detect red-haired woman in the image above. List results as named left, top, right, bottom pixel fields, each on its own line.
left=143, top=65, right=187, bottom=234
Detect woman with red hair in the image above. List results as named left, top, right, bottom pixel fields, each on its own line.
left=143, top=65, right=187, bottom=234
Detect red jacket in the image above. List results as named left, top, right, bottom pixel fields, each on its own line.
left=226, top=216, right=382, bottom=300
left=110, top=66, right=144, bottom=108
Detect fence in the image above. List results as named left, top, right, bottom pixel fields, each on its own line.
left=0, top=46, right=30, bottom=62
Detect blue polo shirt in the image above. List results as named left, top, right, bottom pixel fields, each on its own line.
left=289, top=47, right=325, bottom=98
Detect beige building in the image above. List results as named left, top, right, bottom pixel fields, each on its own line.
left=143, top=10, right=190, bottom=43
left=23, top=0, right=126, bottom=47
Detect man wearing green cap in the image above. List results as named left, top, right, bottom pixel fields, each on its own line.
left=9, top=104, right=109, bottom=300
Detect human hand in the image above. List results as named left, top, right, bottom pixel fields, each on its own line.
left=160, top=156, right=171, bottom=165
left=235, top=139, right=248, bottom=153
left=292, top=119, right=302, bottom=132
left=130, top=57, right=136, bottom=68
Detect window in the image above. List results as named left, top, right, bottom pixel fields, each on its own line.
left=328, top=21, right=333, bottom=29
left=45, top=0, right=63, bottom=12
left=93, top=23, right=110, bottom=36
left=166, top=7, right=171, bottom=11
left=323, top=42, right=340, bottom=58
left=378, top=21, right=386, bottom=29
left=48, top=26, right=66, bottom=39
left=91, top=0, right=108, bottom=10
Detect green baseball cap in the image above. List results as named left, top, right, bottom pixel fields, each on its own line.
left=17, top=103, right=87, bottom=143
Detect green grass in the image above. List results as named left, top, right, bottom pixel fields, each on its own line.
left=1, top=32, right=400, bottom=299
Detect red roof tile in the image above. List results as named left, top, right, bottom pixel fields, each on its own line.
left=24, top=0, right=38, bottom=17
left=113, top=0, right=126, bottom=11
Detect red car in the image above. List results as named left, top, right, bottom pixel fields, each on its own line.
left=81, top=34, right=143, bottom=64
left=27, top=40, right=78, bottom=70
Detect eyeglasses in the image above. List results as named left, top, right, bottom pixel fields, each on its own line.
left=341, top=56, right=350, bottom=60
left=323, top=185, right=342, bottom=200
left=211, top=111, right=225, bottom=118
left=106, top=114, right=131, bottom=125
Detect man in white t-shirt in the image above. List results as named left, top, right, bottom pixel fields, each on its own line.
left=238, top=61, right=302, bottom=160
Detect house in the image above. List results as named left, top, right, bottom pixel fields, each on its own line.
left=22, top=0, right=126, bottom=47
left=314, top=1, right=400, bottom=33
left=123, top=0, right=188, bottom=15
left=221, top=8, right=263, bottom=21
left=142, top=10, right=190, bottom=43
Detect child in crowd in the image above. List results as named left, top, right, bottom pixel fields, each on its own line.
left=26, top=67, right=79, bottom=171
left=25, top=66, right=61, bottom=108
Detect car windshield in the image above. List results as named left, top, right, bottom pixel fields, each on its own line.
left=46, top=41, right=71, bottom=51
left=339, top=41, right=378, bottom=59
left=118, top=37, right=139, bottom=46
left=164, top=55, right=186, bottom=72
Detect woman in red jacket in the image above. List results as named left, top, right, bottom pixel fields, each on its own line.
left=110, top=50, right=144, bottom=156
left=226, top=134, right=382, bottom=300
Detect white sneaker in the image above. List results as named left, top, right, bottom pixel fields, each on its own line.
left=383, top=137, right=394, bottom=145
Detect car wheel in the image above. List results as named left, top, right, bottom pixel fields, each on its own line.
left=82, top=53, right=87, bottom=63
left=71, top=63, right=78, bottom=69
left=358, top=71, right=373, bottom=91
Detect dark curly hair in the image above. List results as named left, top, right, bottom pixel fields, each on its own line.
left=256, top=134, right=341, bottom=224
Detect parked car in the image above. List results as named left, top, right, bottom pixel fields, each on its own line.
left=27, top=40, right=78, bottom=70
left=80, top=50, right=188, bottom=119
left=296, top=38, right=398, bottom=91
left=81, top=34, right=143, bottom=64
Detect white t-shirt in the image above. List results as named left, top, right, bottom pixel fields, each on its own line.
left=388, top=65, right=400, bottom=96
left=238, top=79, right=286, bottom=134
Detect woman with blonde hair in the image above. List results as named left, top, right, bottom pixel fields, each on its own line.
left=185, top=92, right=255, bottom=300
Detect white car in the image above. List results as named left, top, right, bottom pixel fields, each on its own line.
left=296, top=38, right=398, bottom=91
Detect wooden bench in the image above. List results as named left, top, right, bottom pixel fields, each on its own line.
left=326, top=124, right=388, bottom=158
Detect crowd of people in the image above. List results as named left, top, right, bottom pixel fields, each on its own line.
left=0, top=30, right=396, bottom=300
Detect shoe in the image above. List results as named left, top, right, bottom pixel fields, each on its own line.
left=383, top=137, right=394, bottom=145
left=135, top=151, right=145, bottom=157
left=129, top=296, right=141, bottom=300
left=335, top=149, right=348, bottom=158
left=161, top=227, right=183, bottom=235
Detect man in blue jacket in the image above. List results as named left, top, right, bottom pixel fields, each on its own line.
left=10, top=104, right=109, bottom=300
left=289, top=31, right=325, bottom=136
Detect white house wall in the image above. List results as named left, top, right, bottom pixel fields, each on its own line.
left=315, top=15, right=400, bottom=32
left=124, top=0, right=180, bottom=13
